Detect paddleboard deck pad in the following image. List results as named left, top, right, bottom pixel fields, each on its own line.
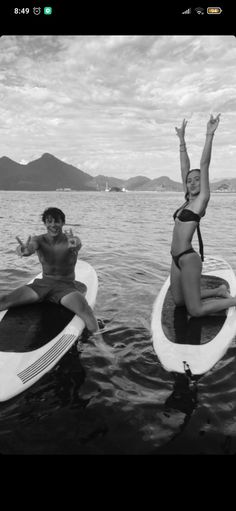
left=0, top=260, right=98, bottom=401
left=151, top=256, right=236, bottom=375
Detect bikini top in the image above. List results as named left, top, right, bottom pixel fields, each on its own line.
left=173, top=202, right=204, bottom=262
left=173, top=207, right=201, bottom=223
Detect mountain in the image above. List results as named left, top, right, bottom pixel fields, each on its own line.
left=91, top=175, right=186, bottom=192
left=89, top=174, right=151, bottom=190
left=124, top=176, right=151, bottom=190
left=136, top=176, right=183, bottom=192
left=87, top=175, right=124, bottom=190
left=0, top=153, right=96, bottom=191
left=210, top=179, right=236, bottom=192
left=0, top=153, right=235, bottom=191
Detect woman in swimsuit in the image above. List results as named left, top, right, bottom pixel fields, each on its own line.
left=170, top=114, right=236, bottom=316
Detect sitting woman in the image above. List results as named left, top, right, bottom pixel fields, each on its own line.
left=170, top=114, right=236, bottom=316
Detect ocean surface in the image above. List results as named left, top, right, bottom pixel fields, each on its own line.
left=1, top=190, right=236, bottom=455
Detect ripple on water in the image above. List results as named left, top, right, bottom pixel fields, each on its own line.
left=0, top=191, right=236, bottom=453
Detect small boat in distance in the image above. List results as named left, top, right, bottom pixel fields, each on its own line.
left=105, top=182, right=128, bottom=192
left=56, top=188, right=72, bottom=191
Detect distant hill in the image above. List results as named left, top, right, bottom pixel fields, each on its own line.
left=0, top=153, right=96, bottom=191
left=90, top=174, right=151, bottom=191
left=211, top=179, right=236, bottom=192
left=90, top=174, right=182, bottom=191
left=88, top=175, right=124, bottom=190
left=124, top=176, right=151, bottom=190
left=0, top=153, right=235, bottom=191
left=91, top=174, right=185, bottom=192
left=135, top=176, right=183, bottom=192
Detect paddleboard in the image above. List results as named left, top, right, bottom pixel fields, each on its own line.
left=151, top=256, right=236, bottom=376
left=0, top=260, right=98, bottom=402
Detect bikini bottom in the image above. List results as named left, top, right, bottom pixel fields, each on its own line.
left=171, top=248, right=197, bottom=270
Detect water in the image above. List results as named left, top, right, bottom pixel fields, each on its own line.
left=0, top=190, right=236, bottom=454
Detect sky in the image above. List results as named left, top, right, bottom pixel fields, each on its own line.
left=0, top=35, right=235, bottom=180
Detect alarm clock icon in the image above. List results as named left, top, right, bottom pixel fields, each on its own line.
left=33, top=7, right=41, bottom=15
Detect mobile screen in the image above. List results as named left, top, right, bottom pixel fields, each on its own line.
left=1, top=3, right=236, bottom=456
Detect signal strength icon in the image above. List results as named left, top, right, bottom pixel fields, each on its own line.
left=182, top=8, right=191, bottom=14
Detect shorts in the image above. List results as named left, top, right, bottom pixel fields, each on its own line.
left=26, top=276, right=87, bottom=304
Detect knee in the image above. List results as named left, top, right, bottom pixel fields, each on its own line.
left=173, top=298, right=185, bottom=307
left=187, top=304, right=202, bottom=318
left=0, top=294, right=9, bottom=311
left=171, top=289, right=185, bottom=307
left=0, top=294, right=7, bottom=305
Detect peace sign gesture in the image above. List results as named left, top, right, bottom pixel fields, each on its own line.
left=175, top=119, right=188, bottom=140
left=64, top=228, right=80, bottom=249
left=15, top=236, right=32, bottom=256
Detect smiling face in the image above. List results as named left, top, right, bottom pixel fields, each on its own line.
left=44, top=215, right=65, bottom=238
left=186, top=169, right=200, bottom=198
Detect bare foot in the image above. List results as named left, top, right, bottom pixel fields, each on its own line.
left=93, top=327, right=108, bottom=336
left=215, top=284, right=231, bottom=298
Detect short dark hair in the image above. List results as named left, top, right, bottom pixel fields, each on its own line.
left=185, top=168, right=200, bottom=200
left=42, top=207, right=65, bottom=224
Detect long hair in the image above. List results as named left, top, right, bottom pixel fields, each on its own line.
left=184, top=168, right=200, bottom=201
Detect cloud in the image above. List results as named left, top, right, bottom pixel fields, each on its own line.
left=0, top=35, right=235, bottom=179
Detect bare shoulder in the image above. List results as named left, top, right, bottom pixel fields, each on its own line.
left=32, top=234, right=44, bottom=247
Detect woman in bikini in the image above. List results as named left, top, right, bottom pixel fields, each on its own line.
left=170, top=114, right=236, bottom=316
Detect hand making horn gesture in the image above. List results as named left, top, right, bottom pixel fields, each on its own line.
left=206, top=113, right=221, bottom=135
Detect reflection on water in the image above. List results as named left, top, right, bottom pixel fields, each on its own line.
left=0, top=191, right=236, bottom=454
left=164, top=373, right=198, bottom=416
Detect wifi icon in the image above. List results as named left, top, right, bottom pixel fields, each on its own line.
left=195, top=7, right=205, bottom=14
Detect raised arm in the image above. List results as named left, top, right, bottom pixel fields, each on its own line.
left=175, top=119, right=190, bottom=195
left=199, top=114, right=220, bottom=200
left=64, top=229, right=82, bottom=253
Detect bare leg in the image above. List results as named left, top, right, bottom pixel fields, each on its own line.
left=171, top=256, right=231, bottom=305
left=60, top=291, right=98, bottom=333
left=201, top=285, right=231, bottom=299
left=0, top=285, right=40, bottom=311
left=170, top=259, right=185, bottom=305
left=180, top=253, right=236, bottom=317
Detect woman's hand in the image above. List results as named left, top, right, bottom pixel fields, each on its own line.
left=206, top=114, right=221, bottom=135
left=175, top=119, right=188, bottom=141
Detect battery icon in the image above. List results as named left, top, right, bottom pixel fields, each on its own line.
left=207, top=7, right=222, bottom=14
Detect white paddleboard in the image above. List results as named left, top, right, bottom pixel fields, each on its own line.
left=151, top=256, right=236, bottom=375
left=0, top=260, right=98, bottom=402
